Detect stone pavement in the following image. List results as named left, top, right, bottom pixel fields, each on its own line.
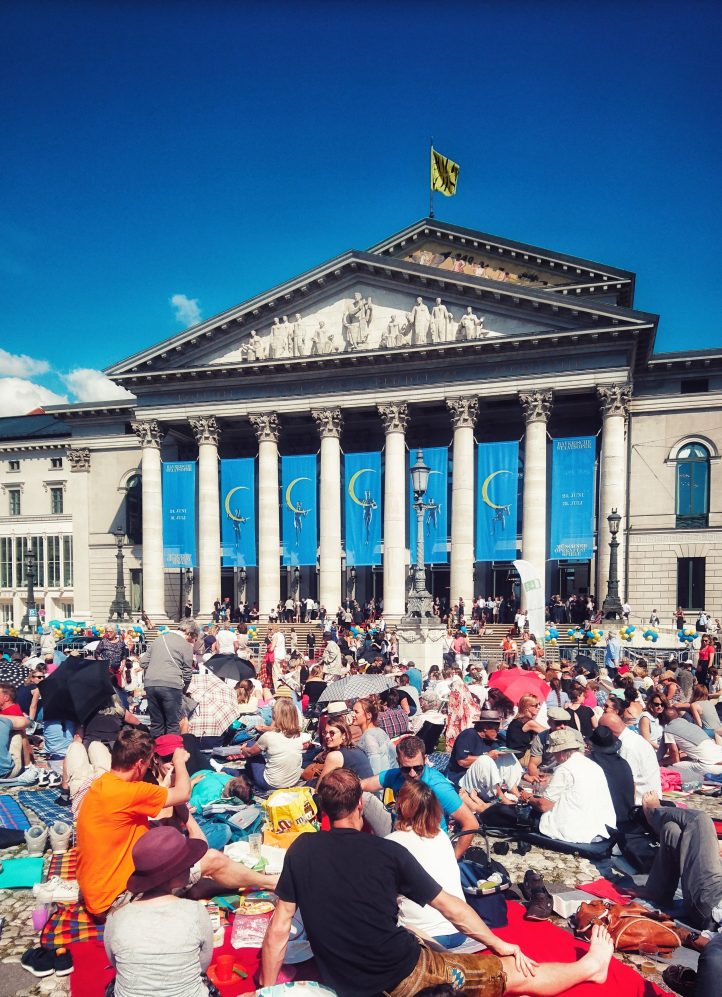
left=1, top=785, right=720, bottom=996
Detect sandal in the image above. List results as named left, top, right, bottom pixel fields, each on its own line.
left=662, top=965, right=697, bottom=997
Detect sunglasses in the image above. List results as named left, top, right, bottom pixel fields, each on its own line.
left=399, top=763, right=425, bottom=775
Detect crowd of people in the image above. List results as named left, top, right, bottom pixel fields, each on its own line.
left=2, top=608, right=721, bottom=997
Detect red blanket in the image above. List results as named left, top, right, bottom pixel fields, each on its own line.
left=496, top=902, right=667, bottom=996
left=71, top=901, right=665, bottom=997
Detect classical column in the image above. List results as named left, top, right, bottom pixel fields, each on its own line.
left=131, top=421, right=165, bottom=618
left=190, top=416, right=221, bottom=617
left=596, top=384, right=631, bottom=602
left=312, top=407, right=343, bottom=614
left=519, top=391, right=553, bottom=600
left=378, top=402, right=409, bottom=618
left=249, top=412, right=281, bottom=617
left=66, top=448, right=92, bottom=620
left=447, top=396, right=479, bottom=609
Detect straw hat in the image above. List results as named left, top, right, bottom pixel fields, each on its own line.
left=547, top=728, right=583, bottom=754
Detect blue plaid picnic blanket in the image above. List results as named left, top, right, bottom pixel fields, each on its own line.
left=18, top=789, right=73, bottom=828
left=0, top=794, right=30, bottom=831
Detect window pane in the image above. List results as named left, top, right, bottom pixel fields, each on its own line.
left=47, top=536, right=61, bottom=587
left=0, top=538, right=11, bottom=588
left=63, top=536, right=73, bottom=586
left=677, top=557, right=706, bottom=610
left=9, top=490, right=21, bottom=516
left=51, top=487, right=64, bottom=515
left=33, top=536, right=44, bottom=587
left=15, top=537, right=26, bottom=586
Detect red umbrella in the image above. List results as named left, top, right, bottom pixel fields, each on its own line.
left=488, top=667, right=550, bottom=705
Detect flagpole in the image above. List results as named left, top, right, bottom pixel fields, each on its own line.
left=429, top=137, right=434, bottom=219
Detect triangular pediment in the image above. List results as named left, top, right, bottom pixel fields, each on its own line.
left=105, top=221, right=656, bottom=381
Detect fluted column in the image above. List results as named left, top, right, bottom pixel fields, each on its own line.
left=519, top=391, right=552, bottom=603
left=249, top=412, right=281, bottom=617
left=378, top=402, right=409, bottom=618
left=131, top=420, right=165, bottom=618
left=447, top=396, right=479, bottom=609
left=312, top=408, right=343, bottom=613
left=597, top=384, right=631, bottom=602
left=190, top=416, right=221, bottom=617
left=67, top=448, right=92, bottom=620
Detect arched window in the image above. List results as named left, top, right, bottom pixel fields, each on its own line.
left=125, top=474, right=143, bottom=544
left=676, top=443, right=709, bottom=528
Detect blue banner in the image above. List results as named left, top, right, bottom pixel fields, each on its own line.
left=345, top=451, right=382, bottom=566
left=475, top=442, right=519, bottom=562
left=162, top=462, right=197, bottom=569
left=408, top=447, right=448, bottom=564
left=220, top=458, right=256, bottom=567
left=281, top=454, right=317, bottom=566
left=550, top=437, right=595, bottom=561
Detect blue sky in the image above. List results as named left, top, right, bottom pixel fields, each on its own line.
left=2, top=0, right=721, bottom=413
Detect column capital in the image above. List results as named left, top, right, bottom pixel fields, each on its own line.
left=190, top=415, right=220, bottom=446
left=249, top=411, right=280, bottom=443
left=66, top=447, right=92, bottom=472
left=519, top=390, right=553, bottom=424
left=311, top=407, right=343, bottom=439
left=597, top=383, right=632, bottom=419
left=447, top=396, right=479, bottom=429
left=378, top=401, right=409, bottom=434
left=131, top=420, right=163, bottom=449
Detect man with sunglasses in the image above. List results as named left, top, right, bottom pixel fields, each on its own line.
left=360, top=735, right=478, bottom=857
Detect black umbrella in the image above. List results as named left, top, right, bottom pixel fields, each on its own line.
left=204, top=653, right=255, bottom=683
left=575, top=653, right=598, bottom=676
left=39, top=657, right=115, bottom=725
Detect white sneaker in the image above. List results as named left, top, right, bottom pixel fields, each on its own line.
left=24, top=825, right=48, bottom=855
left=49, top=821, right=72, bottom=854
left=33, top=878, right=79, bottom=904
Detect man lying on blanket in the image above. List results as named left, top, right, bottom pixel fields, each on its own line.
left=76, top=727, right=278, bottom=918
left=261, top=769, right=616, bottom=997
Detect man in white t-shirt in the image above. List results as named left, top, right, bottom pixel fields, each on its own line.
left=520, top=728, right=616, bottom=843
left=599, top=713, right=661, bottom=804
left=214, top=625, right=236, bottom=656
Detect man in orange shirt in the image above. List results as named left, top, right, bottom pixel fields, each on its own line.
left=77, top=727, right=278, bottom=917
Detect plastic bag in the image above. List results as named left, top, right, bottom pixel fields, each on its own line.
left=263, top=787, right=318, bottom=835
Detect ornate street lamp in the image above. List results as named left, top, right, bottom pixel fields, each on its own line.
left=238, top=565, right=247, bottom=608
left=23, top=546, right=37, bottom=633
left=109, top=526, right=132, bottom=622
left=404, top=449, right=438, bottom=619
left=347, top=564, right=357, bottom=603
left=602, top=508, right=624, bottom=620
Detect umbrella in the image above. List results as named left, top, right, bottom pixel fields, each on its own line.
left=575, top=653, right=598, bottom=675
left=39, top=658, right=115, bottom=725
left=317, top=673, right=396, bottom=703
left=0, top=659, right=30, bottom=689
left=205, top=653, right=255, bottom=683
left=185, top=671, right=239, bottom=737
left=488, top=667, right=550, bottom=706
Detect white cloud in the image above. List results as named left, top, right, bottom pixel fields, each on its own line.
left=61, top=369, right=135, bottom=404
left=170, top=293, right=202, bottom=327
left=0, top=348, right=50, bottom=378
left=0, top=378, right=67, bottom=416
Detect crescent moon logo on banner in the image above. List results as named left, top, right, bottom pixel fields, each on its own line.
left=481, top=470, right=512, bottom=510
left=224, top=486, right=248, bottom=521
left=348, top=468, right=375, bottom=506
left=285, top=477, right=311, bottom=511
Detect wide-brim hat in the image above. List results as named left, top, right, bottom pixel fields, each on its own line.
left=325, top=701, right=348, bottom=714
left=599, top=676, right=616, bottom=692
left=474, top=709, right=502, bottom=727
left=547, top=728, right=583, bottom=754
left=274, top=685, right=294, bottom=699
left=127, top=826, right=207, bottom=895
left=589, top=726, right=621, bottom=754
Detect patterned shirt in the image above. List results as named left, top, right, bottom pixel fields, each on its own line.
left=376, top=707, right=410, bottom=739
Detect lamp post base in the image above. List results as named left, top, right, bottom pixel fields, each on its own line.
left=397, top=617, right=447, bottom=675
left=402, top=587, right=435, bottom=624
left=602, top=595, right=624, bottom=620
left=109, top=587, right=132, bottom=622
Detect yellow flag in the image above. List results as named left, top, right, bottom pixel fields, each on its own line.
left=431, top=147, right=459, bottom=196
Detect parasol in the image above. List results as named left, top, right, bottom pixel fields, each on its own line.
left=205, top=653, right=255, bottom=683
left=317, top=673, right=396, bottom=703
left=488, top=667, right=550, bottom=705
left=39, top=658, right=115, bottom=725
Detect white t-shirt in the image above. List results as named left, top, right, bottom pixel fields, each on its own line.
left=215, top=630, right=235, bottom=655
left=273, top=631, right=286, bottom=662
left=618, top=728, right=662, bottom=804
left=256, top=731, right=303, bottom=788
left=540, top=751, right=616, bottom=843
left=386, top=830, right=462, bottom=937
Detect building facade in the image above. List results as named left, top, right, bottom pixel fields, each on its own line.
left=1, top=219, right=720, bottom=626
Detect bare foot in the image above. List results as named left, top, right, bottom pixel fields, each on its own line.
left=642, top=790, right=661, bottom=816
left=582, top=924, right=614, bottom=985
